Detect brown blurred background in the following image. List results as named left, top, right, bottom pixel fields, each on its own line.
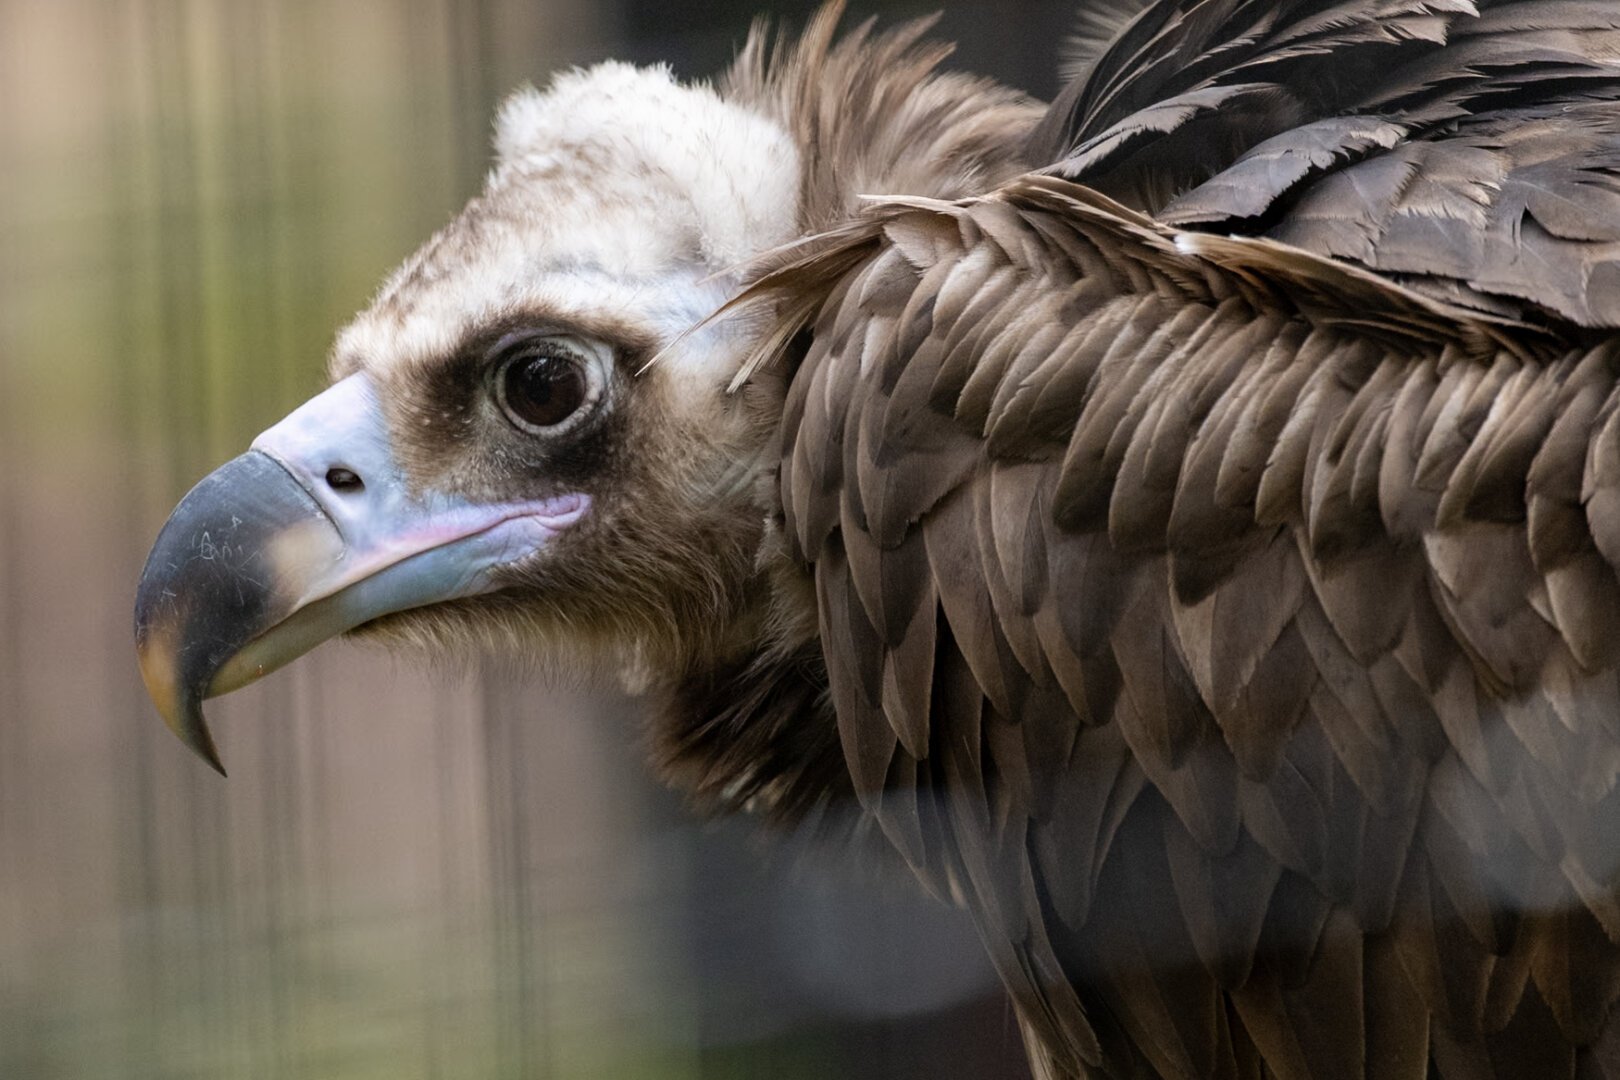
left=0, top=2, right=1072, bottom=1076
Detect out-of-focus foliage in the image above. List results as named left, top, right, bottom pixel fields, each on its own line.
left=0, top=2, right=1066, bottom=1076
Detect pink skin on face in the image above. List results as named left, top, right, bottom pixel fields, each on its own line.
left=284, top=493, right=593, bottom=610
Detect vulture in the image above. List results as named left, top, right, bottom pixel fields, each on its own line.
left=134, top=1, right=1620, bottom=1076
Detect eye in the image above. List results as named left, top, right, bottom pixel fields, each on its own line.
left=504, top=353, right=586, bottom=428
left=491, top=335, right=606, bottom=433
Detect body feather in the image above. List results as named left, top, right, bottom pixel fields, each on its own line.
left=712, top=5, right=1620, bottom=1074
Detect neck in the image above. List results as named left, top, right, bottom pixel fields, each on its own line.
left=649, top=5, right=1042, bottom=823
left=651, top=550, right=842, bottom=822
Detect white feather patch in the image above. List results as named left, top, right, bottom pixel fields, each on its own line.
left=333, top=62, right=803, bottom=395
left=493, top=62, right=801, bottom=269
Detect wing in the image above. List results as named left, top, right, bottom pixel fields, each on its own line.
left=735, top=172, right=1620, bottom=1080
left=1027, top=0, right=1620, bottom=329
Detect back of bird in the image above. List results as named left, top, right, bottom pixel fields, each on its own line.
left=741, top=2, right=1620, bottom=1077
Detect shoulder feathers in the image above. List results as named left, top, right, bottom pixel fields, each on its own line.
left=712, top=3, right=1620, bottom=1079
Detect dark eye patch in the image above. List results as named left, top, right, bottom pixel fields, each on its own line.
left=378, top=313, right=651, bottom=496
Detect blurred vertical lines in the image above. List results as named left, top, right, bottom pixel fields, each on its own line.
left=481, top=672, right=551, bottom=1080
left=0, top=3, right=24, bottom=1073
left=106, top=8, right=173, bottom=1076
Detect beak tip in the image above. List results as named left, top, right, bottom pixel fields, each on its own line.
left=187, top=723, right=229, bottom=778
left=161, top=699, right=230, bottom=777
left=137, top=645, right=229, bottom=777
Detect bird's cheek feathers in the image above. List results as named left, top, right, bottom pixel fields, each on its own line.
left=133, top=372, right=590, bottom=773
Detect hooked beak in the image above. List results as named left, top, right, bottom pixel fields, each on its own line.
left=133, top=373, right=587, bottom=773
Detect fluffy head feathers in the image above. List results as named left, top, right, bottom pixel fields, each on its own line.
left=493, top=63, right=803, bottom=270
left=333, top=62, right=805, bottom=401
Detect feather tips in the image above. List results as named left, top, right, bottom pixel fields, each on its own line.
left=705, top=2, right=1620, bottom=1076
left=742, top=165, right=1620, bottom=1075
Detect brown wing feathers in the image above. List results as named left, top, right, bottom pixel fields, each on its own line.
left=718, top=2, right=1620, bottom=1077
left=1031, top=0, right=1620, bottom=329
left=736, top=153, right=1620, bottom=1076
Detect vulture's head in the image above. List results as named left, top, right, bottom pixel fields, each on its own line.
left=133, top=33, right=1039, bottom=776
left=135, top=65, right=807, bottom=771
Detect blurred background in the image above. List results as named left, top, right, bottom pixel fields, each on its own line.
left=0, top=2, right=1073, bottom=1076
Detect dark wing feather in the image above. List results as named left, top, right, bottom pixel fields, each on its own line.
left=733, top=155, right=1620, bottom=1076
left=1026, top=0, right=1620, bottom=328
left=711, top=1, right=1620, bottom=1075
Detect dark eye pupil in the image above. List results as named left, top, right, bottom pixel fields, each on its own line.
left=504, top=353, right=587, bottom=428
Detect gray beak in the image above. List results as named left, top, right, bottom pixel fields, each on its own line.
left=134, top=373, right=588, bottom=773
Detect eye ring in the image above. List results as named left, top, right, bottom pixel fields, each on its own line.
left=490, top=333, right=608, bottom=434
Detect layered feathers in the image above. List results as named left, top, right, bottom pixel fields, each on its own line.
left=1028, top=0, right=1620, bottom=328
left=698, top=3, right=1620, bottom=1078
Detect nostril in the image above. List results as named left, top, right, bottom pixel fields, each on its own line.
left=325, top=467, right=364, bottom=494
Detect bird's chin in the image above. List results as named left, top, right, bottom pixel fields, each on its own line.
left=343, top=599, right=492, bottom=650
left=342, top=592, right=537, bottom=657
left=341, top=590, right=636, bottom=689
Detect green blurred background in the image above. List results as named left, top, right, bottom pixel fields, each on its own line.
left=0, top=2, right=1070, bottom=1076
